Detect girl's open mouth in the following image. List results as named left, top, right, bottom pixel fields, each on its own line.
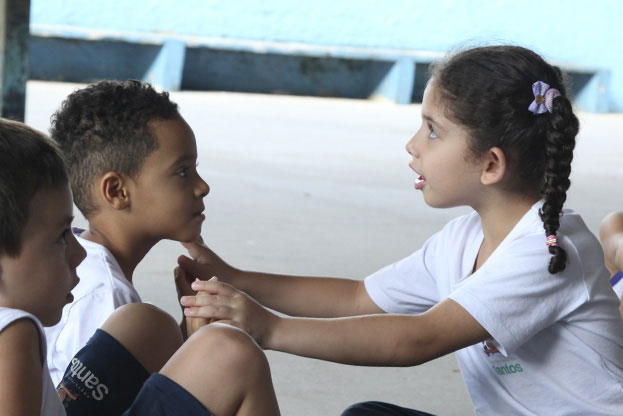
left=415, top=175, right=426, bottom=190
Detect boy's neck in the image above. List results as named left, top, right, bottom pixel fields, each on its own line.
left=80, top=222, right=158, bottom=283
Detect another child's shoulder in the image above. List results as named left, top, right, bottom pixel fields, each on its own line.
left=600, top=211, right=623, bottom=231
left=0, top=308, right=43, bottom=359
left=0, top=307, right=42, bottom=334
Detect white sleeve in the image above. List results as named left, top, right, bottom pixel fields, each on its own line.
left=365, top=234, right=442, bottom=314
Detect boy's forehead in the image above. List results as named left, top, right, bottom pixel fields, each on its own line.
left=146, top=118, right=198, bottom=159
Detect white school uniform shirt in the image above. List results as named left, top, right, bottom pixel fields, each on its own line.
left=45, top=230, right=141, bottom=386
left=0, top=307, right=65, bottom=415
left=365, top=201, right=623, bottom=415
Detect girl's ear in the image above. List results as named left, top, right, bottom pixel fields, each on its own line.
left=480, top=147, right=507, bottom=186
left=99, top=172, right=131, bottom=210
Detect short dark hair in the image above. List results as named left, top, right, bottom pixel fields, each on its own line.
left=0, top=118, right=68, bottom=256
left=431, top=45, right=579, bottom=274
left=49, top=79, right=180, bottom=217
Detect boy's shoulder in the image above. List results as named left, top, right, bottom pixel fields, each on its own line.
left=0, top=307, right=45, bottom=366
left=0, top=307, right=44, bottom=339
left=0, top=308, right=66, bottom=415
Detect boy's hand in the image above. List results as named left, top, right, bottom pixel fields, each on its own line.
left=174, top=266, right=210, bottom=338
left=179, top=239, right=236, bottom=283
left=180, top=279, right=277, bottom=349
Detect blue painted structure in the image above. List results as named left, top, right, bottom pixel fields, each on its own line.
left=29, top=0, right=622, bottom=112
left=1, top=0, right=30, bottom=121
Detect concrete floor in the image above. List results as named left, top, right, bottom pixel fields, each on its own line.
left=26, top=81, right=623, bottom=415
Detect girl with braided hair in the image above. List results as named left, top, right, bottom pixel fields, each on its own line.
left=178, top=45, right=623, bottom=415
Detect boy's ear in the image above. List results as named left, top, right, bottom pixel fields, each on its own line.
left=480, top=147, right=507, bottom=186
left=99, top=172, right=131, bottom=210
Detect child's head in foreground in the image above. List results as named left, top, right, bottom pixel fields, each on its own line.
left=50, top=79, right=209, bottom=243
left=409, top=45, right=579, bottom=273
left=0, top=118, right=86, bottom=326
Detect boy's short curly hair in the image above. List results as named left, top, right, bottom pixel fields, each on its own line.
left=50, top=79, right=180, bottom=217
left=0, top=118, right=68, bottom=256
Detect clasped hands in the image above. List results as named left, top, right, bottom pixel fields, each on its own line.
left=173, top=240, right=275, bottom=348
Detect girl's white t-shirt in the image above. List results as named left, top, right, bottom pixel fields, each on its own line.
left=365, top=201, right=623, bottom=415
left=0, top=307, right=65, bottom=415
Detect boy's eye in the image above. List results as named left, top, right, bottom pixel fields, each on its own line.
left=58, top=229, right=71, bottom=244
left=177, top=168, right=189, bottom=178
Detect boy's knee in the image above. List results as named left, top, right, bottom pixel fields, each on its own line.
left=189, top=323, right=267, bottom=372
left=101, top=303, right=183, bottom=371
left=106, top=303, right=178, bottom=333
left=192, top=323, right=261, bottom=353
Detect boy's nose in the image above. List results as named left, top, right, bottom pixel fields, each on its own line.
left=197, top=177, right=210, bottom=198
left=70, top=234, right=87, bottom=267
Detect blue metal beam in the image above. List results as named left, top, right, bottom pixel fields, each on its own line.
left=0, top=0, right=30, bottom=121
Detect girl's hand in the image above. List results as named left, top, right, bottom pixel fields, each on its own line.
left=180, top=278, right=277, bottom=348
left=174, top=266, right=210, bottom=339
left=179, top=238, right=237, bottom=283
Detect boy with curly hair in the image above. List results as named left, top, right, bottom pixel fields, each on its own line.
left=0, top=117, right=279, bottom=415
left=45, top=80, right=210, bottom=385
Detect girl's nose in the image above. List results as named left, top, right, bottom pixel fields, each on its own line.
left=405, top=133, right=418, bottom=158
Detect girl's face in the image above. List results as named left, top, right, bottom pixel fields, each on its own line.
left=406, top=80, right=486, bottom=209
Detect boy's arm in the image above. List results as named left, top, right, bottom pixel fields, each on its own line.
left=600, top=212, right=623, bottom=273
left=0, top=319, right=43, bottom=415
left=182, top=280, right=490, bottom=366
left=179, top=241, right=383, bottom=318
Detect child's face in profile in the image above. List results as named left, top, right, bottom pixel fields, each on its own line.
left=405, top=80, right=485, bottom=209
left=0, top=184, right=85, bottom=326
left=127, top=116, right=210, bottom=243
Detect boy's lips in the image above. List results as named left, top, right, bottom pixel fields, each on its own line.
left=67, top=274, right=80, bottom=302
left=193, top=207, right=206, bottom=221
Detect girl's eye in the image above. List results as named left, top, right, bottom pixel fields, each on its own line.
left=177, top=168, right=189, bottom=178
left=428, top=124, right=438, bottom=139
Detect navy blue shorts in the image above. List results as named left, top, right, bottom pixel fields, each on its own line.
left=121, top=373, right=210, bottom=415
left=341, top=401, right=436, bottom=416
left=58, top=329, right=211, bottom=416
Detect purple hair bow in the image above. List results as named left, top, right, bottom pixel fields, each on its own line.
left=528, top=81, right=561, bottom=115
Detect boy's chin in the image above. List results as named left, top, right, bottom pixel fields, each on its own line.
left=172, top=228, right=203, bottom=244
left=41, top=311, right=64, bottom=327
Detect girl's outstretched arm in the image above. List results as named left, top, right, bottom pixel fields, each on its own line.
left=0, top=319, right=43, bottom=415
left=600, top=212, right=623, bottom=273
left=178, top=241, right=383, bottom=318
left=181, top=279, right=490, bottom=367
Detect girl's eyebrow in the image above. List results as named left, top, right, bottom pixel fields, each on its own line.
left=422, top=113, right=443, bottom=131
left=421, top=113, right=436, bottom=124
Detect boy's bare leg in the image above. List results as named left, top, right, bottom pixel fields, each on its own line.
left=100, top=303, right=184, bottom=373
left=161, top=323, right=280, bottom=416
left=101, top=303, right=279, bottom=415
